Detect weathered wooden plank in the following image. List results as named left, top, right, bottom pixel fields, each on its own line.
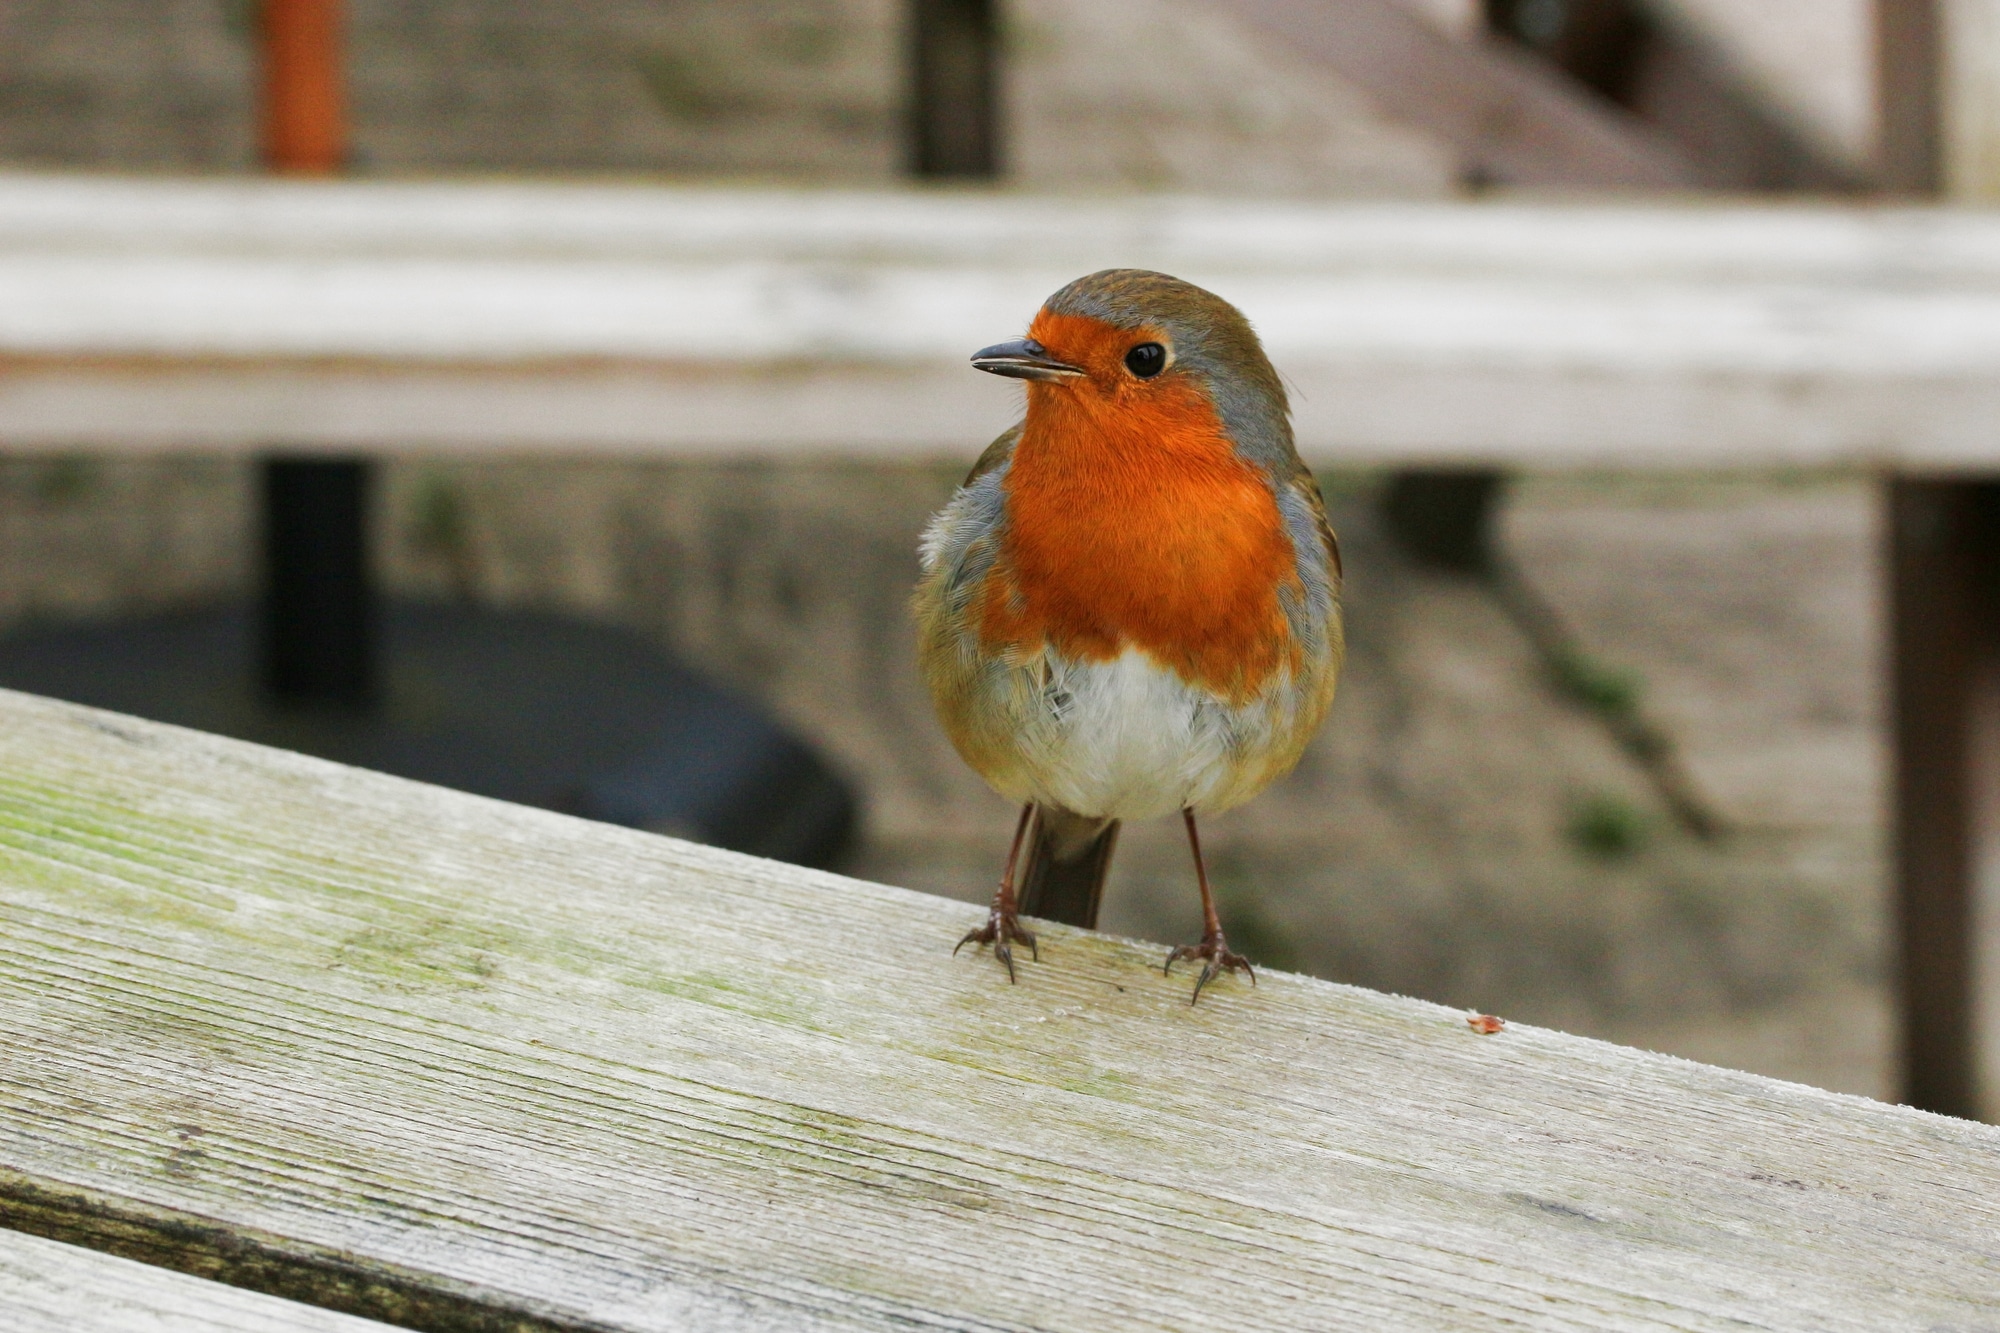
left=0, top=1228, right=394, bottom=1332
left=12, top=175, right=2000, bottom=466
left=16, top=356, right=2000, bottom=472
left=1, top=686, right=1998, bottom=1331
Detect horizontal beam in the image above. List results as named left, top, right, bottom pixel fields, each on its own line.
left=10, top=176, right=2000, bottom=467
left=7, top=357, right=2000, bottom=470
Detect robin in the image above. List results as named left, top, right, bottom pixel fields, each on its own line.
left=914, top=269, right=1343, bottom=1001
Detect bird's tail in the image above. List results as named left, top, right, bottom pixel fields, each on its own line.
left=1015, top=805, right=1120, bottom=929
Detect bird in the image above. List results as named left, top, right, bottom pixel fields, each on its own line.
left=913, top=268, right=1343, bottom=1001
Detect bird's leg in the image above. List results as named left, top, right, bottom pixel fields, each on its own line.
left=1164, top=808, right=1254, bottom=1002
left=954, top=802, right=1040, bottom=982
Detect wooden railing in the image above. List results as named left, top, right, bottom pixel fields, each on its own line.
left=3, top=173, right=1998, bottom=466
left=2, top=686, right=1998, bottom=1329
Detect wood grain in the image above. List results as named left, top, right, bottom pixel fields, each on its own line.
left=0, top=1228, right=393, bottom=1332
left=10, top=176, right=2000, bottom=466
left=1, top=686, right=1998, bottom=1330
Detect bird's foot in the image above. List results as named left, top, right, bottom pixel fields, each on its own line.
left=1164, top=932, right=1255, bottom=1003
left=954, top=907, right=1039, bottom=983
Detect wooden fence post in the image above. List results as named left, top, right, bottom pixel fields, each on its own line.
left=1888, top=480, right=2000, bottom=1118
left=906, top=0, right=999, bottom=178
left=1880, top=0, right=1943, bottom=191
left=1879, top=1, right=2000, bottom=1119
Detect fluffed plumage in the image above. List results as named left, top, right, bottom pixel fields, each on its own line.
left=915, top=269, right=1343, bottom=998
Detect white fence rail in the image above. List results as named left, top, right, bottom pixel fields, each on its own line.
left=4, top=173, right=2000, bottom=466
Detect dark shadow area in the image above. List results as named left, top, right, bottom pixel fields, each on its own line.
left=0, top=601, right=856, bottom=872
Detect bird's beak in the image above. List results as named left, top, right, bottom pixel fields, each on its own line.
left=971, top=338, right=1086, bottom=382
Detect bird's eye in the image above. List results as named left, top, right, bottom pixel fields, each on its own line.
left=1124, top=342, right=1166, bottom=379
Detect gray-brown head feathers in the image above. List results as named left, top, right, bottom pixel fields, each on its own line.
left=1041, top=268, right=1295, bottom=473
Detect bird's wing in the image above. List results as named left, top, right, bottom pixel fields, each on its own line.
left=914, top=425, right=1023, bottom=775
left=917, top=424, right=1019, bottom=609
left=1282, top=454, right=1341, bottom=585
left=962, top=422, right=1022, bottom=488
left=1267, top=451, right=1343, bottom=682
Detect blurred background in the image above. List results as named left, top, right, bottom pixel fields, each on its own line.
left=1, top=0, right=1996, bottom=1115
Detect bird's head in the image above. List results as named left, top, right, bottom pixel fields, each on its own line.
left=971, top=269, right=1290, bottom=464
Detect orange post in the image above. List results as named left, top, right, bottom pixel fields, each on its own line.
left=261, top=0, right=345, bottom=173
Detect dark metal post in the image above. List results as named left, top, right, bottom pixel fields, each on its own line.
left=1888, top=480, right=2000, bottom=1118
left=907, top=0, right=999, bottom=178
left=1875, top=3, right=1979, bottom=1117
left=261, top=459, right=376, bottom=706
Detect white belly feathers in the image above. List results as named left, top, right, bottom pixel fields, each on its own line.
left=997, top=645, right=1302, bottom=822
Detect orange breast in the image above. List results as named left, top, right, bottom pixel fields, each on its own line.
left=979, top=374, right=1297, bottom=703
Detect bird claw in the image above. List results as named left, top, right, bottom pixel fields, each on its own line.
left=954, top=908, right=1039, bottom=983
left=1164, top=933, right=1255, bottom=1003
